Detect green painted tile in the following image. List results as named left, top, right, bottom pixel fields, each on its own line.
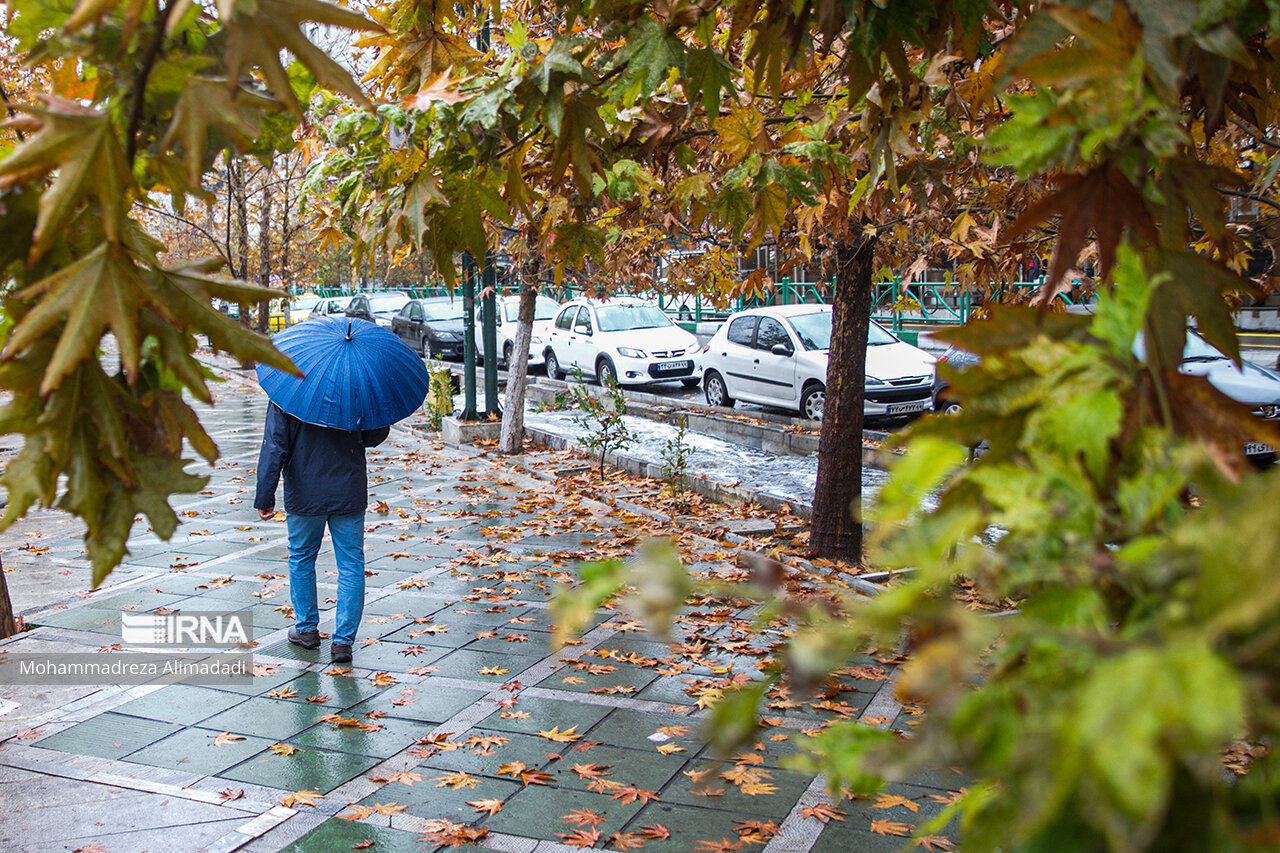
left=477, top=696, right=611, bottom=737
left=278, top=819, right=435, bottom=853
left=290, top=715, right=426, bottom=758
left=465, top=630, right=554, bottom=656
left=481, top=784, right=646, bottom=841
left=276, top=671, right=389, bottom=709
left=218, top=665, right=307, bottom=695
left=810, top=824, right=919, bottom=853
left=122, top=727, right=275, bottom=775
left=428, top=648, right=541, bottom=682
left=662, top=760, right=811, bottom=818
left=200, top=696, right=336, bottom=739
left=253, top=636, right=325, bottom=665
left=28, top=608, right=123, bottom=635
left=349, top=682, right=486, bottom=724
left=85, top=590, right=191, bottom=611
left=341, top=641, right=450, bottom=672
left=418, top=731, right=563, bottom=779
left=372, top=773, right=521, bottom=825
left=624, top=802, right=769, bottom=853
left=110, top=684, right=248, bottom=724
left=551, top=744, right=688, bottom=795
left=580, top=709, right=700, bottom=753
left=363, top=570, right=423, bottom=589
left=220, top=744, right=382, bottom=794
left=538, top=662, right=658, bottom=696
left=34, top=713, right=181, bottom=760
left=636, top=675, right=698, bottom=706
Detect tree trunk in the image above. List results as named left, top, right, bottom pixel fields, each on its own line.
left=230, top=158, right=252, bottom=363
left=0, top=553, right=15, bottom=639
left=810, top=234, right=876, bottom=563
left=498, top=256, right=543, bottom=454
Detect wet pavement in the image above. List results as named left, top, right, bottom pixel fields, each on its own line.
left=0, top=355, right=958, bottom=852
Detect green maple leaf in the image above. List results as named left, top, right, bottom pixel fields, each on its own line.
left=0, top=97, right=130, bottom=263
left=612, top=17, right=685, bottom=97
left=4, top=242, right=165, bottom=393
left=684, top=46, right=736, bottom=115
left=218, top=0, right=374, bottom=116
left=159, top=77, right=281, bottom=186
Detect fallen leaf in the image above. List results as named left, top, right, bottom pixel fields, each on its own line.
left=561, top=808, right=606, bottom=828
left=537, top=725, right=582, bottom=743
left=278, top=790, right=323, bottom=808
left=218, top=788, right=245, bottom=800
left=433, top=771, right=479, bottom=789
left=800, top=803, right=846, bottom=823
left=869, top=818, right=913, bottom=837
left=872, top=793, right=920, bottom=813
left=269, top=742, right=300, bottom=756
left=557, top=828, right=602, bottom=848
left=467, top=798, right=503, bottom=815
left=338, top=805, right=374, bottom=821
left=213, top=732, right=245, bottom=747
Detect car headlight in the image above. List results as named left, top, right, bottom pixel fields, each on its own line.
left=686, top=343, right=700, bottom=355
left=436, top=331, right=462, bottom=341
left=866, top=376, right=887, bottom=385
left=617, top=347, right=647, bottom=358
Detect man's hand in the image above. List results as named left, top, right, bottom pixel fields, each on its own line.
left=258, top=508, right=275, bottom=521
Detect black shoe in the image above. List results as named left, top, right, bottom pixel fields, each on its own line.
left=288, top=627, right=320, bottom=650
left=331, top=643, right=352, bottom=664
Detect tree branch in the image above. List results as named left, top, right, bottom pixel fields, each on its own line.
left=126, top=0, right=177, bottom=165
left=0, top=81, right=25, bottom=142
left=1216, top=185, right=1280, bottom=214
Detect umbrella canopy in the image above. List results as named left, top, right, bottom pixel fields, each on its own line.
left=256, top=316, right=430, bottom=430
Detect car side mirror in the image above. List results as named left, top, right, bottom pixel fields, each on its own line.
left=771, top=343, right=794, bottom=357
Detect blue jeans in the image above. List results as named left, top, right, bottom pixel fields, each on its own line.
left=287, top=511, right=365, bottom=646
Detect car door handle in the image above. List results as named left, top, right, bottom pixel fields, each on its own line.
left=753, top=358, right=760, bottom=364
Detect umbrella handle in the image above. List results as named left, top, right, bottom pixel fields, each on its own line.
left=346, top=322, right=353, bottom=341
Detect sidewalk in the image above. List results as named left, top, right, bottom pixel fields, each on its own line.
left=0, top=355, right=955, bottom=853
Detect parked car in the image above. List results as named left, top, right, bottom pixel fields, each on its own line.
left=307, top=295, right=353, bottom=320
left=701, top=305, right=936, bottom=422
left=933, top=329, right=1280, bottom=463
left=265, top=292, right=323, bottom=331
left=391, top=296, right=466, bottom=359
left=475, top=294, right=562, bottom=367
left=543, top=297, right=703, bottom=387
left=346, top=291, right=411, bottom=327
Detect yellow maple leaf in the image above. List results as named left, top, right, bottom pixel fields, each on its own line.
left=538, top=725, right=582, bottom=743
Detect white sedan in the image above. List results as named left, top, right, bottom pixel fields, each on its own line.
left=701, top=305, right=936, bottom=422
left=475, top=295, right=561, bottom=367
left=543, top=297, right=703, bottom=387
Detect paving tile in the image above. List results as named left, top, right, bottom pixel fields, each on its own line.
left=481, top=783, right=647, bottom=840
left=217, top=665, right=306, bottom=696
left=278, top=819, right=433, bottom=853
left=109, top=684, right=249, bottom=724
left=200, top=696, right=336, bottom=740
left=810, top=823, right=917, bottom=853
left=464, top=630, right=554, bottom=655
left=552, top=744, right=689, bottom=795
left=417, top=730, right=563, bottom=779
left=290, top=714, right=426, bottom=758
left=84, top=590, right=192, bottom=611
left=121, top=726, right=275, bottom=775
left=33, top=713, right=181, bottom=760
left=282, top=670, right=391, bottom=706
left=625, top=802, right=773, bottom=852
left=349, top=682, right=487, bottom=724
left=582, top=709, right=701, bottom=753
left=661, top=759, right=811, bottom=818
left=342, top=641, right=451, bottom=672
left=27, top=608, right=123, bottom=635
left=365, top=770, right=522, bottom=824
left=220, top=744, right=382, bottom=794
left=477, top=696, right=611, bottom=737
left=428, top=648, right=542, bottom=682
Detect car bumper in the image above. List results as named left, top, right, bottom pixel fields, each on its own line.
left=431, top=340, right=466, bottom=360
left=614, top=353, right=703, bottom=384
left=864, top=384, right=933, bottom=418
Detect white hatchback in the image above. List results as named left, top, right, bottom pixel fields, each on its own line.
left=543, top=297, right=703, bottom=387
left=701, top=305, right=936, bottom=422
left=475, top=295, right=561, bottom=367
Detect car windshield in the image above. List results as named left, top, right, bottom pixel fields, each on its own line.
left=595, top=303, right=673, bottom=332
left=291, top=295, right=321, bottom=310
left=787, top=312, right=896, bottom=351
left=422, top=300, right=463, bottom=321
left=370, top=294, right=409, bottom=313
left=504, top=298, right=560, bottom=323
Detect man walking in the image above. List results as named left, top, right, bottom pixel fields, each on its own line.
left=255, top=401, right=389, bottom=663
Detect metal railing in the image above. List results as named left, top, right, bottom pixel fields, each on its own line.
left=309, top=276, right=1095, bottom=330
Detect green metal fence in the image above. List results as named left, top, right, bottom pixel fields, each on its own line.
left=311, top=275, right=1092, bottom=330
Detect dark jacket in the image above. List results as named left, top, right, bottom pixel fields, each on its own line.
left=254, top=403, right=390, bottom=517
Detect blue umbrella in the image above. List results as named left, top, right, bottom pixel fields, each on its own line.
left=256, top=317, right=430, bottom=430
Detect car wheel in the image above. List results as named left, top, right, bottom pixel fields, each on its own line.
left=546, top=349, right=565, bottom=380
left=419, top=334, right=429, bottom=358
left=681, top=377, right=701, bottom=389
left=596, top=357, right=618, bottom=386
left=502, top=341, right=513, bottom=369
left=800, top=383, right=825, bottom=422
left=704, top=371, right=734, bottom=408
left=934, top=391, right=962, bottom=416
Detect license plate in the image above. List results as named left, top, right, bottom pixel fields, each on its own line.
left=1245, top=441, right=1274, bottom=455
left=655, top=360, right=692, bottom=373
left=885, top=402, right=928, bottom=415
